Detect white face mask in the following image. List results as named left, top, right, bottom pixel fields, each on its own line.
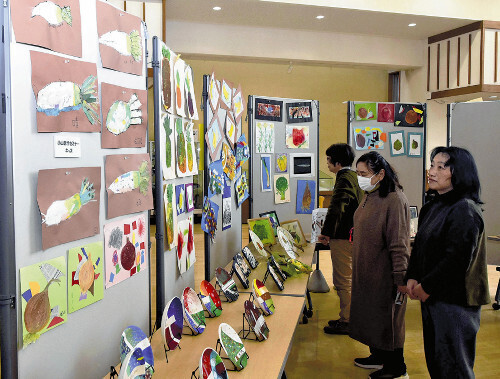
left=358, top=173, right=379, bottom=192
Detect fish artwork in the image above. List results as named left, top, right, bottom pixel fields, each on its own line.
left=36, top=75, right=99, bottom=124
left=32, top=1, right=72, bottom=27
left=106, top=93, right=142, bottom=135
left=108, top=161, right=150, bottom=196
left=99, top=30, right=142, bottom=62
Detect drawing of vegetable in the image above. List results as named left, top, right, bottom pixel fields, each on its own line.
left=106, top=93, right=142, bottom=135
left=185, top=74, right=194, bottom=117
left=24, top=278, right=59, bottom=337
left=36, top=75, right=99, bottom=125
left=162, top=47, right=171, bottom=111
left=163, top=115, right=173, bottom=168
left=32, top=1, right=72, bottom=27
left=277, top=155, right=287, bottom=171
left=262, top=158, right=270, bottom=186
left=175, top=69, right=182, bottom=109
left=121, top=238, right=136, bottom=270
left=166, top=184, right=174, bottom=246
left=301, top=182, right=312, bottom=212
left=99, top=30, right=142, bottom=62
left=186, top=123, right=194, bottom=172
left=108, top=161, right=150, bottom=196
left=42, top=178, right=95, bottom=226
left=412, top=139, right=419, bottom=150
left=393, top=139, right=403, bottom=151
left=275, top=176, right=288, bottom=200
left=292, top=128, right=306, bottom=147
left=176, top=119, right=187, bottom=173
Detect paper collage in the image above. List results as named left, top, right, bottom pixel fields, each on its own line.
left=164, top=183, right=178, bottom=250
left=31, top=50, right=100, bottom=132
left=177, top=216, right=195, bottom=274
left=222, top=143, right=236, bottom=181
left=275, top=153, right=288, bottom=173
left=235, top=134, right=250, bottom=169
left=260, top=154, right=272, bottom=192
left=255, top=98, right=282, bottom=122
left=407, top=132, right=423, bottom=157
left=355, top=102, right=377, bottom=121
left=395, top=103, right=424, bottom=127
left=104, top=214, right=148, bottom=288
left=184, top=65, right=199, bottom=120
left=208, top=159, right=224, bottom=198
left=219, top=79, right=233, bottom=111
left=222, top=178, right=232, bottom=231
left=286, top=125, right=309, bottom=149
left=101, top=83, right=147, bottom=148
left=208, top=72, right=220, bottom=112
left=377, top=103, right=395, bottom=123
left=38, top=167, right=101, bottom=250
left=234, top=169, right=250, bottom=207
left=205, top=113, right=224, bottom=162
left=174, top=57, right=186, bottom=117
left=296, top=180, right=316, bottom=214
left=389, top=131, right=406, bottom=156
left=175, top=184, right=186, bottom=215
left=97, top=0, right=144, bottom=76
left=201, top=196, right=219, bottom=242
left=225, top=111, right=238, bottom=149
left=185, top=183, right=195, bottom=212
left=232, top=84, right=245, bottom=123
left=160, top=112, right=176, bottom=180
left=160, top=42, right=174, bottom=113
left=353, top=126, right=386, bottom=150
left=286, top=101, right=312, bottom=124
left=68, top=241, right=104, bottom=313
left=255, top=122, right=275, bottom=153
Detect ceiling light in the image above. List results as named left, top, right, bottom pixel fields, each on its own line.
left=213, top=6, right=221, bottom=11
left=408, top=23, right=416, bottom=27
left=316, top=15, right=324, bottom=19
left=489, top=95, right=498, bottom=98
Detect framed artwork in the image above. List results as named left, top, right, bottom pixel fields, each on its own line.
left=280, top=219, right=307, bottom=247
left=354, top=102, right=377, bottom=121
left=290, top=153, right=315, bottom=177
left=389, top=131, right=405, bottom=156
left=377, top=103, right=395, bottom=123
left=255, top=121, right=275, bottom=153
left=286, top=101, right=313, bottom=123
left=353, top=126, right=386, bottom=150
left=285, top=125, right=309, bottom=149
left=274, top=174, right=290, bottom=203
left=260, top=154, right=272, bottom=192
left=409, top=206, right=418, bottom=219
left=275, top=153, right=288, bottom=173
left=255, top=98, right=282, bottom=121
left=259, top=210, right=280, bottom=237
left=296, top=180, right=316, bottom=214
left=248, top=217, right=276, bottom=245
left=407, top=132, right=423, bottom=157
left=394, top=103, right=424, bottom=127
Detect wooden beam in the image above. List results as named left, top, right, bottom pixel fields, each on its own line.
left=427, top=46, right=430, bottom=91
left=430, top=84, right=500, bottom=99
left=148, top=67, right=153, bottom=77
left=457, top=37, right=461, bottom=86
left=143, top=2, right=146, bottom=22
left=483, top=21, right=500, bottom=29
left=437, top=43, right=440, bottom=90
left=428, top=21, right=482, bottom=44
left=123, top=1, right=126, bottom=11
left=447, top=40, right=450, bottom=88
left=469, top=34, right=472, bottom=85
left=480, top=25, right=485, bottom=85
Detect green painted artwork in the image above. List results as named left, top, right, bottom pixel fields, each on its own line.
left=219, top=323, right=248, bottom=370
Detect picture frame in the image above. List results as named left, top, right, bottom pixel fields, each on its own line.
left=259, top=210, right=280, bottom=237
left=409, top=205, right=418, bottom=219
left=407, top=132, right=423, bottom=158
left=254, top=98, right=282, bottom=121
left=290, top=153, right=315, bottom=177
left=280, top=219, right=307, bottom=247
left=247, top=217, right=276, bottom=245
left=389, top=131, right=405, bottom=156
left=286, top=101, right=313, bottom=123
left=260, top=154, right=273, bottom=192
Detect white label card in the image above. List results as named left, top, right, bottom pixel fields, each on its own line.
left=54, top=136, right=81, bottom=158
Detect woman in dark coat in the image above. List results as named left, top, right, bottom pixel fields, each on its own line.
left=350, top=151, right=410, bottom=379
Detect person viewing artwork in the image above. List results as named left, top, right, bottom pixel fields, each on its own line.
left=349, top=151, right=410, bottom=379
left=317, top=143, right=364, bottom=335
left=406, top=146, right=490, bottom=378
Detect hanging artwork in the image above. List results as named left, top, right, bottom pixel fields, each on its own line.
left=202, top=196, right=219, bottom=242
left=185, top=183, right=195, bottom=212
left=218, top=323, right=248, bottom=370
left=286, top=101, right=313, bottom=124
left=11, top=0, right=82, bottom=57
left=235, top=133, right=250, bottom=169
left=353, top=127, right=386, bottom=150
left=163, top=183, right=178, bottom=250
left=225, top=111, right=238, bottom=149
left=184, top=65, right=198, bottom=120
left=354, top=102, right=377, bottom=121
left=97, top=0, right=144, bottom=76
left=232, top=84, right=245, bottom=123
left=199, top=280, right=222, bottom=317
left=101, top=83, right=147, bottom=148
left=222, top=142, right=236, bottom=181
left=219, top=78, right=233, bottom=111
left=274, top=173, right=290, bottom=204
left=242, top=246, right=258, bottom=269
left=255, top=98, right=282, bottom=121
left=290, top=153, right=315, bottom=177
left=161, top=297, right=183, bottom=351
left=175, top=118, right=187, bottom=176
left=260, top=154, right=272, bottom=192
left=205, top=112, right=224, bottom=162
left=407, top=132, right=423, bottom=157
left=105, top=153, right=153, bottom=219
left=280, top=219, right=307, bottom=247
left=389, top=131, right=406, bottom=156
left=104, top=214, right=148, bottom=288
left=259, top=210, right=280, bottom=237
left=244, top=300, right=269, bottom=341
left=395, top=103, right=424, bottom=127
left=248, top=217, right=276, bottom=245
left=200, top=348, right=227, bottom=378
left=275, top=153, right=288, bottom=173
left=296, top=180, right=316, bottom=214
left=311, top=208, right=328, bottom=244
left=234, top=168, right=250, bottom=207
left=31, top=51, right=100, bottom=132
left=159, top=113, right=176, bottom=180
left=20, top=256, right=66, bottom=347
left=68, top=242, right=104, bottom=313
left=160, top=41, right=174, bottom=113
left=286, top=125, right=309, bottom=149
left=177, top=215, right=196, bottom=274
left=255, top=122, right=275, bottom=153
left=182, top=287, right=206, bottom=334
left=174, top=57, right=186, bottom=117
left=38, top=167, right=101, bottom=250
left=215, top=268, right=239, bottom=302
left=119, top=326, right=154, bottom=377
left=208, top=159, right=224, bottom=198
left=175, top=184, right=186, bottom=215
left=222, top=178, right=232, bottom=231
left=208, top=72, right=220, bottom=112
left=377, top=103, right=395, bottom=123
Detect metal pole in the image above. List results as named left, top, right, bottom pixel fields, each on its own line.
left=446, top=103, right=452, bottom=146
left=202, top=75, right=210, bottom=281
left=247, top=96, right=253, bottom=219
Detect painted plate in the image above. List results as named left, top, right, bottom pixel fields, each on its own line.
left=200, top=280, right=222, bottom=317
left=242, top=246, right=258, bottom=269
left=218, top=323, right=248, bottom=370
left=249, top=230, right=267, bottom=257
left=118, top=347, right=146, bottom=379
left=269, top=255, right=287, bottom=281
left=244, top=300, right=269, bottom=341
left=268, top=263, right=285, bottom=291
left=200, top=347, right=228, bottom=379
left=119, top=326, right=154, bottom=377
left=161, top=296, right=183, bottom=350
left=182, top=287, right=206, bottom=335
left=215, top=267, right=239, bottom=302
left=277, top=226, right=297, bottom=259
left=232, top=260, right=250, bottom=289
left=234, top=252, right=251, bottom=277
left=252, top=279, right=275, bottom=315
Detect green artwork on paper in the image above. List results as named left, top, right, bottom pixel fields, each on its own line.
left=354, top=102, right=377, bottom=121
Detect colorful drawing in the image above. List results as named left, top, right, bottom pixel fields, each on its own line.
left=268, top=262, right=285, bottom=291
left=244, top=300, right=269, bottom=341
left=164, top=183, right=178, bottom=249
left=274, top=173, right=290, bottom=204
left=252, top=279, right=275, bottom=315
left=119, top=346, right=145, bottom=379
left=33, top=1, right=73, bottom=27
left=220, top=79, right=233, bottom=110
left=160, top=41, right=173, bottom=112
left=183, top=287, right=206, bottom=334
left=215, top=267, right=239, bottom=302
left=205, top=113, right=224, bottom=162
left=222, top=142, right=236, bottom=181
left=242, top=246, right=258, bottom=269
left=353, top=126, right=387, bottom=150
left=286, top=125, right=309, bottom=149
left=225, top=111, right=238, bottom=149
left=120, top=326, right=154, bottom=377
left=286, top=101, right=312, bottom=123
left=377, top=103, right=395, bottom=123
left=234, top=168, right=250, bottom=207
left=234, top=253, right=251, bottom=277
left=185, top=183, right=195, bottom=212
left=260, top=154, right=272, bottom=192
left=106, top=94, right=142, bottom=135
left=232, top=259, right=249, bottom=289
left=277, top=226, right=297, bottom=259
left=222, top=178, right=232, bottom=231
left=395, top=103, right=424, bottom=127
left=200, top=348, right=228, bottom=379
left=104, top=214, right=148, bottom=288
left=255, top=98, right=282, bottom=121
left=177, top=216, right=196, bottom=274
left=160, top=113, right=176, bottom=180
left=200, top=280, right=222, bottom=317
left=208, top=72, right=220, bottom=112
left=68, top=242, right=104, bottom=313
left=232, top=84, right=245, bottom=123
left=208, top=159, right=224, bottom=198
left=255, top=121, right=275, bottom=153
left=235, top=133, right=250, bottom=168
left=281, top=219, right=307, bottom=247
left=175, top=118, right=187, bottom=175
left=296, top=180, right=316, bottom=214
left=407, top=132, right=423, bottom=157
left=21, top=257, right=66, bottom=347
left=175, top=184, right=185, bottom=215
left=389, top=131, right=406, bottom=156
left=355, top=102, right=377, bottom=121
left=219, top=323, right=248, bottom=369
left=174, top=57, right=186, bottom=117
left=99, top=30, right=141, bottom=61
left=311, top=208, right=328, bottom=244
left=161, top=297, right=183, bottom=351
left=108, top=161, right=150, bottom=195
left=249, top=230, right=268, bottom=257
left=201, top=197, right=219, bottom=242
left=259, top=210, right=280, bottom=237
left=275, top=153, right=288, bottom=173
left=184, top=65, right=198, bottom=120
left=248, top=217, right=275, bottom=245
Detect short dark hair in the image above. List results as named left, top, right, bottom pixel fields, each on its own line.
left=430, top=146, right=482, bottom=204
left=356, top=151, right=403, bottom=197
left=325, top=143, right=355, bottom=167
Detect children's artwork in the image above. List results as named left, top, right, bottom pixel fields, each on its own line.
left=160, top=41, right=174, bottom=113
left=290, top=153, right=315, bottom=177
left=249, top=230, right=268, bottom=257
left=184, top=65, right=198, bottom=120
left=269, top=255, right=287, bottom=281
left=104, top=214, right=148, bottom=288
left=260, top=154, right=272, bottom=192
left=175, top=184, right=185, bottom=215
left=68, top=242, right=104, bottom=313
left=233, top=253, right=251, bottom=277
left=275, top=153, right=288, bottom=173
left=222, top=178, right=232, bottom=231
left=177, top=216, right=196, bottom=274
left=286, top=101, right=313, bottom=124
left=175, top=119, right=198, bottom=177
left=232, top=84, right=245, bottom=123
left=205, top=112, right=224, bottom=162
left=160, top=113, right=176, bottom=180
left=259, top=211, right=280, bottom=237
left=215, top=268, right=239, bottom=302
left=232, top=260, right=249, bottom=289
left=161, top=297, right=183, bottom=351
left=242, top=246, right=258, bottom=269
left=248, top=217, right=276, bottom=245
left=218, top=323, right=248, bottom=370
left=268, top=262, right=285, bottom=291
left=101, top=83, right=147, bottom=148
left=208, top=72, right=220, bottom=112
left=200, top=348, right=227, bottom=378
left=281, top=219, right=307, bottom=247
left=120, top=347, right=146, bottom=378
left=274, top=173, right=290, bottom=204
left=37, top=167, right=100, bottom=250
left=97, top=0, right=143, bottom=76
left=234, top=168, right=250, bottom=207
left=286, top=125, right=309, bottom=149
left=219, top=78, right=233, bottom=111
left=377, top=103, right=395, bottom=123
left=164, top=183, right=178, bottom=250
left=255, top=98, right=282, bottom=121
left=244, top=300, right=269, bottom=341
left=276, top=226, right=297, bottom=259
left=174, top=57, right=186, bottom=117
left=182, top=287, right=206, bottom=334
left=296, top=180, right=316, bottom=214
left=200, top=280, right=222, bottom=317
left=395, top=103, right=424, bottom=127
left=255, top=121, right=275, bottom=153
left=31, top=50, right=100, bottom=132
left=353, top=127, right=387, bottom=150
left=105, top=153, right=153, bottom=219
left=222, top=143, right=236, bottom=181
left=355, top=102, right=377, bottom=121
left=120, top=326, right=154, bottom=377
left=202, top=197, right=219, bottom=242
left=389, top=131, right=406, bottom=156
left=225, top=111, right=238, bottom=149
left=20, top=256, right=66, bottom=347
left=11, top=0, right=82, bottom=57
left=208, top=159, right=224, bottom=198
left=311, top=208, right=328, bottom=244
left=407, top=132, right=423, bottom=157
left=185, top=183, right=195, bottom=212
left=235, top=133, right=250, bottom=168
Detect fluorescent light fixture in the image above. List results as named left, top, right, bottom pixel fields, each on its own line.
left=316, top=15, right=324, bottom=19
left=489, top=95, right=498, bottom=98
left=408, top=23, right=416, bottom=27
left=213, top=6, right=221, bottom=11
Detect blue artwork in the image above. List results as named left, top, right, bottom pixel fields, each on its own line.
left=175, top=184, right=185, bottom=215
left=201, top=196, right=219, bottom=241
left=208, top=159, right=224, bottom=198
left=260, top=154, right=272, bottom=192
left=222, top=178, right=232, bottom=231
left=353, top=126, right=386, bottom=150
left=120, top=326, right=154, bottom=377
left=234, top=168, right=249, bottom=207
left=296, top=180, right=315, bottom=214
left=235, top=133, right=250, bottom=168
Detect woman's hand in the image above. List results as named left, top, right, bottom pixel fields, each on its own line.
left=411, top=283, right=430, bottom=302
left=317, top=234, right=330, bottom=246
left=406, top=279, right=418, bottom=299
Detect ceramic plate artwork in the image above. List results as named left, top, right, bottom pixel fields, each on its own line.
left=244, top=300, right=269, bottom=341
left=182, top=287, right=206, bottom=335
left=218, top=323, right=248, bottom=370
left=234, top=253, right=251, bottom=277
left=249, top=230, right=267, bottom=257
left=161, top=297, right=183, bottom=351
left=200, top=280, right=222, bottom=317
left=118, top=347, right=145, bottom=379
left=120, top=326, right=154, bottom=377
left=241, top=246, right=258, bottom=269
left=268, top=263, right=285, bottom=291
left=232, top=260, right=249, bottom=289
left=200, top=348, right=228, bottom=379
left=277, top=226, right=297, bottom=259
left=269, top=255, right=287, bottom=281
left=252, top=279, right=275, bottom=315
left=215, top=267, right=239, bottom=302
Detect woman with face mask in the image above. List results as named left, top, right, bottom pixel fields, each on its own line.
left=350, top=151, right=411, bottom=379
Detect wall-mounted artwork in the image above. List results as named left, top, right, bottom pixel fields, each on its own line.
left=354, top=102, right=377, bottom=121
left=164, top=183, right=178, bottom=250
left=311, top=208, right=328, bottom=244
left=185, top=183, right=195, bottom=212
left=11, top=0, right=82, bottom=57
left=31, top=50, right=100, bottom=132
left=235, top=133, right=250, bottom=168
left=104, top=214, right=148, bottom=288
left=234, top=168, right=250, bottom=207
left=161, top=297, right=183, bottom=351
left=38, top=167, right=101, bottom=250
left=202, top=196, right=219, bottom=242
left=101, top=83, right=147, bottom=148
left=260, top=154, right=272, bottom=192
left=395, top=103, right=424, bottom=127
left=97, top=0, right=144, bottom=76
left=290, top=153, right=315, bottom=177
left=286, top=101, right=312, bottom=123
left=177, top=215, right=196, bottom=274
left=175, top=119, right=198, bottom=177
left=225, top=111, right=238, bottom=149
left=286, top=125, right=309, bottom=149
left=255, top=98, right=282, bottom=121
left=407, top=132, right=423, bottom=157
left=175, top=184, right=185, bottom=216
left=248, top=217, right=276, bottom=245
left=222, top=142, right=236, bottom=181
left=208, top=159, right=224, bottom=198
left=220, top=78, right=233, bottom=111
left=353, top=126, right=386, bottom=150
left=275, top=153, right=288, bottom=173
left=20, top=256, right=66, bottom=347
left=296, top=180, right=316, bottom=214
left=184, top=65, right=198, bottom=120
left=160, top=42, right=174, bottom=113
left=377, top=103, right=395, bottom=123
left=389, top=131, right=406, bottom=156
left=255, top=121, right=275, bottom=153
left=105, top=153, right=153, bottom=219
left=232, top=84, right=245, bottom=123
left=160, top=113, right=176, bottom=180
left=174, top=57, right=186, bottom=117
left=274, top=173, right=290, bottom=204
left=218, top=323, right=248, bottom=370
left=280, top=219, right=307, bottom=247
left=68, top=242, right=104, bottom=313
left=222, top=178, right=232, bottom=231
left=208, top=72, right=220, bottom=112
left=205, top=112, right=224, bottom=162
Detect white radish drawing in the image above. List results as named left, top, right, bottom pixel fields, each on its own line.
left=99, top=30, right=142, bottom=62
left=32, top=1, right=72, bottom=27
left=106, top=93, right=142, bottom=135
left=108, top=161, right=150, bottom=196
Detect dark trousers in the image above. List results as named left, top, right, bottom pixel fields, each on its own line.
left=370, top=346, right=406, bottom=374
left=421, top=300, right=481, bottom=378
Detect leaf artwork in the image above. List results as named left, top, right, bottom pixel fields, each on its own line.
left=389, top=131, right=405, bottom=156
left=185, top=183, right=195, bottom=212
left=160, top=113, right=176, bottom=179
left=205, top=114, right=224, bottom=162
left=234, top=168, right=250, bottom=207
left=260, top=154, right=272, bottom=192
left=219, top=79, right=233, bottom=110
left=286, top=125, right=309, bottom=149
left=201, top=197, right=219, bottom=242
left=235, top=133, right=250, bottom=169
left=208, top=159, right=224, bottom=198
left=222, top=178, right=232, bottom=231
left=354, top=126, right=387, bottom=150
left=184, top=65, right=198, bottom=120
left=174, top=57, right=186, bottom=117
left=232, top=84, right=245, bottom=123
left=274, top=174, right=290, bottom=204
left=296, top=180, right=316, bottom=214
left=248, top=218, right=275, bottom=245
left=161, top=42, right=173, bottom=112
left=222, top=143, right=236, bottom=181
left=354, top=102, right=377, bottom=121
left=275, top=153, right=288, bottom=173
left=407, top=133, right=423, bottom=157
left=175, top=184, right=186, bottom=216
left=163, top=183, right=178, bottom=249
left=255, top=122, right=275, bottom=153
left=281, top=220, right=307, bottom=247
left=394, top=103, right=424, bottom=127
left=177, top=216, right=196, bottom=274
left=208, top=72, right=220, bottom=112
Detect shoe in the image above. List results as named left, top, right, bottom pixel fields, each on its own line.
left=323, top=320, right=349, bottom=335
left=328, top=318, right=347, bottom=327
left=354, top=355, right=384, bottom=369
left=368, top=367, right=409, bottom=379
